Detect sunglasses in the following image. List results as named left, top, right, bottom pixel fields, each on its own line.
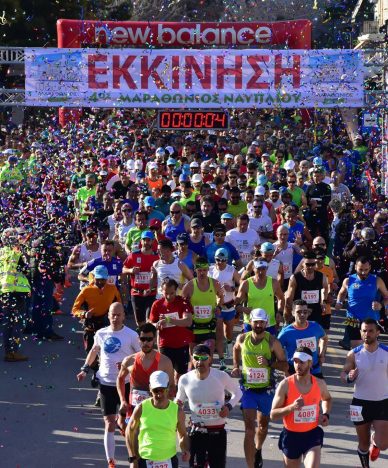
left=170, top=210, right=181, bottom=214
left=305, top=262, right=316, bottom=267
left=313, top=243, right=325, bottom=248
left=139, top=336, right=154, bottom=342
left=215, top=258, right=227, bottom=262
left=214, top=233, right=225, bottom=237
left=193, top=354, right=209, bottom=361
left=122, top=209, right=132, bottom=213
left=296, top=310, right=309, bottom=315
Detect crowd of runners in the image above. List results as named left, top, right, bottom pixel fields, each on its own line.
left=0, top=108, right=387, bottom=468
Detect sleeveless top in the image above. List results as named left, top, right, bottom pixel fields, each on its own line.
left=246, top=276, right=275, bottom=327
left=208, top=264, right=235, bottom=308
left=79, top=243, right=101, bottom=263
left=267, top=258, right=281, bottom=280
left=242, top=331, right=272, bottom=389
left=191, top=278, right=218, bottom=334
left=274, top=242, right=294, bottom=279
left=154, top=257, right=183, bottom=297
left=188, top=235, right=207, bottom=257
left=294, top=271, right=324, bottom=323
left=139, top=399, right=178, bottom=461
left=164, top=217, right=186, bottom=243
left=130, top=352, right=161, bottom=389
left=283, top=374, right=321, bottom=432
left=347, top=274, right=378, bottom=321
left=179, top=250, right=195, bottom=272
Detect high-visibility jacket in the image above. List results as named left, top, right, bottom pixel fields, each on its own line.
left=0, top=247, right=31, bottom=294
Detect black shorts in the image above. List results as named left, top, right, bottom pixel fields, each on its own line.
left=351, top=397, right=388, bottom=426
left=138, top=455, right=178, bottom=468
left=346, top=324, right=361, bottom=341
left=131, top=295, right=156, bottom=324
left=278, top=426, right=324, bottom=460
left=160, top=346, right=189, bottom=375
left=193, top=332, right=216, bottom=344
left=189, top=428, right=227, bottom=468
left=320, top=315, right=331, bottom=330
left=99, top=383, right=129, bottom=417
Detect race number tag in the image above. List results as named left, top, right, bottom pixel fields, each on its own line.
left=146, top=460, right=172, bottom=468
left=301, top=290, right=319, bottom=304
left=130, top=389, right=150, bottom=406
left=283, top=263, right=291, bottom=276
left=349, top=405, right=363, bottom=422
left=194, top=402, right=221, bottom=420
left=194, top=305, right=212, bottom=319
left=246, top=367, right=268, bottom=384
left=135, top=272, right=151, bottom=284
left=294, top=404, right=317, bottom=423
left=163, top=312, right=180, bottom=328
left=296, top=337, right=317, bottom=352
left=240, top=252, right=252, bottom=264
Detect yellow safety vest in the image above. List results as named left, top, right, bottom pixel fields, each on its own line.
left=0, top=247, right=31, bottom=294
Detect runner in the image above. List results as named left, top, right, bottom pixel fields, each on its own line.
left=128, top=370, right=190, bottom=467
left=76, top=303, right=140, bottom=468
left=270, top=346, right=332, bottom=468
left=232, top=309, right=288, bottom=468
left=176, top=344, right=242, bottom=467
left=340, top=318, right=388, bottom=467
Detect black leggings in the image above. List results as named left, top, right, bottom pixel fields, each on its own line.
left=131, top=294, right=156, bottom=324
left=189, top=429, right=227, bottom=468
left=138, top=455, right=178, bottom=468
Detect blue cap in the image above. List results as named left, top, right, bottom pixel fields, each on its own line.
left=176, top=232, right=190, bottom=244
left=313, top=156, right=323, bottom=166
left=221, top=212, right=233, bottom=220
left=179, top=174, right=188, bottom=182
left=136, top=170, right=145, bottom=178
left=279, top=186, right=289, bottom=195
left=8, top=155, right=18, bottom=164
left=167, top=158, right=176, bottom=166
left=257, top=174, right=268, bottom=186
left=260, top=242, right=275, bottom=253
left=93, top=265, right=109, bottom=279
left=215, top=247, right=229, bottom=259
left=141, top=230, right=155, bottom=240
left=144, top=196, right=155, bottom=207
left=182, top=163, right=191, bottom=174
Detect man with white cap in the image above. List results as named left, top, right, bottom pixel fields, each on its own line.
left=225, top=213, right=261, bottom=267
left=176, top=344, right=242, bottom=467
left=128, top=370, right=189, bottom=467
left=232, top=308, right=287, bottom=468
left=270, top=346, right=332, bottom=468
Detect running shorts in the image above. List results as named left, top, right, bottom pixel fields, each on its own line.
left=240, top=387, right=274, bottom=416
left=99, top=382, right=129, bottom=417
left=278, top=426, right=324, bottom=459
left=160, top=346, right=190, bottom=375
left=351, top=397, right=388, bottom=426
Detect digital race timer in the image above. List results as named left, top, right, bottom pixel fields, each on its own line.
left=157, top=110, right=229, bottom=130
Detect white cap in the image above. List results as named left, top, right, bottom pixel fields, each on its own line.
left=250, top=308, right=268, bottom=322
left=200, top=161, right=209, bottom=169
left=293, top=351, right=313, bottom=362
left=155, top=147, right=165, bottom=156
left=261, top=153, right=270, bottom=158
left=148, top=162, right=158, bottom=170
left=253, top=259, right=268, bottom=269
left=149, top=370, right=169, bottom=389
left=255, top=186, right=266, bottom=196
left=134, top=160, right=143, bottom=170
left=192, top=174, right=202, bottom=183
left=126, top=160, right=134, bottom=170
left=284, top=160, right=296, bottom=171
left=190, top=161, right=199, bottom=168
left=165, top=145, right=175, bottom=155
left=225, top=153, right=234, bottom=160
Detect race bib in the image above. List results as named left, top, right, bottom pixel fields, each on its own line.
left=194, top=402, right=221, bottom=420
left=194, top=305, right=212, bottom=319
left=283, top=263, right=291, bottom=275
left=130, top=389, right=150, bottom=407
left=294, top=404, right=317, bottom=423
left=301, top=290, right=319, bottom=304
left=349, top=405, right=363, bottom=422
left=296, top=337, right=317, bottom=352
left=163, top=312, right=180, bottom=328
left=135, top=272, right=151, bottom=284
left=246, top=367, right=268, bottom=384
left=240, top=251, right=252, bottom=263
left=146, top=460, right=172, bottom=468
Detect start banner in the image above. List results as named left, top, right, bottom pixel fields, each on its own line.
left=25, top=48, right=364, bottom=108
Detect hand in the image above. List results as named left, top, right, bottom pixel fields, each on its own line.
left=335, top=302, right=342, bottom=311
left=119, top=401, right=129, bottom=414
left=218, top=405, right=230, bottom=418
left=157, top=319, right=167, bottom=329
left=131, top=266, right=141, bottom=274
left=348, top=368, right=359, bottom=382
left=231, top=367, right=241, bottom=378
left=84, top=311, right=93, bottom=319
left=319, top=413, right=330, bottom=427
left=181, top=451, right=190, bottom=462
left=275, top=312, right=282, bottom=325
left=372, top=301, right=382, bottom=311
left=294, top=231, right=303, bottom=246
left=257, top=356, right=269, bottom=367
left=76, top=371, right=86, bottom=381
left=318, top=354, right=325, bottom=365
left=143, top=288, right=151, bottom=296
left=293, top=395, right=305, bottom=411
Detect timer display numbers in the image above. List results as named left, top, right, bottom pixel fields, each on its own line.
left=157, top=110, right=229, bottom=130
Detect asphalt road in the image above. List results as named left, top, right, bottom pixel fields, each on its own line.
left=1, top=284, right=387, bottom=468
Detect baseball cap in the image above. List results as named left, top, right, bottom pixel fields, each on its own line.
left=167, top=158, right=176, bottom=166
left=191, top=218, right=203, bottom=228
left=313, top=156, right=323, bottom=166
left=257, top=175, right=268, bottom=186
left=155, top=147, right=165, bottom=156
left=221, top=212, right=233, bottom=220
left=215, top=247, right=228, bottom=260
left=192, top=174, right=202, bottom=183
left=250, top=308, right=268, bottom=322
left=269, top=187, right=280, bottom=193
left=293, top=349, right=313, bottom=362
left=253, top=259, right=268, bottom=269
left=149, top=219, right=162, bottom=229
left=165, top=146, right=175, bottom=155
left=149, top=370, right=169, bottom=390
left=255, top=186, right=266, bottom=196
left=144, top=196, right=155, bottom=207
left=284, top=160, right=296, bottom=171
left=225, top=153, right=234, bottom=160
left=278, top=168, right=287, bottom=177
left=93, top=265, right=109, bottom=279
left=260, top=242, right=275, bottom=253
left=192, top=344, right=211, bottom=355
left=190, top=161, right=199, bottom=168
left=148, top=162, right=158, bottom=170
left=176, top=232, right=190, bottom=244
left=141, top=230, right=155, bottom=240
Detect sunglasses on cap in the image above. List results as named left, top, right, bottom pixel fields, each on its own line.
left=193, top=354, right=210, bottom=361
left=215, top=257, right=227, bottom=262
left=139, top=336, right=154, bottom=342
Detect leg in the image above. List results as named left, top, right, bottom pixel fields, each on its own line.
left=256, top=413, right=269, bottom=450
left=131, top=295, right=146, bottom=328
left=207, top=430, right=227, bottom=468
left=303, top=446, right=321, bottom=468
left=356, top=422, right=372, bottom=468
left=215, top=318, right=224, bottom=359
left=242, top=408, right=258, bottom=468
left=372, top=420, right=388, bottom=450
left=224, top=318, right=234, bottom=341
left=283, top=455, right=302, bottom=468
left=103, top=414, right=117, bottom=462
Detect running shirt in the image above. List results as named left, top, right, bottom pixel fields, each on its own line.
left=188, top=236, right=207, bottom=257
left=130, top=352, right=161, bottom=390
left=248, top=214, right=273, bottom=243
left=241, top=331, right=272, bottom=389
left=164, top=217, right=186, bottom=243
left=246, top=276, right=275, bottom=327
left=81, top=256, right=123, bottom=287
left=78, top=243, right=101, bottom=289
left=153, top=257, right=183, bottom=297
left=278, top=321, right=325, bottom=375
left=267, top=258, right=281, bottom=280
left=283, top=375, right=321, bottom=432
left=294, top=271, right=324, bottom=324
left=353, top=344, right=388, bottom=401
left=94, top=325, right=140, bottom=386
left=225, top=228, right=260, bottom=266
left=347, top=274, right=379, bottom=321
left=191, top=278, right=218, bottom=335
left=124, top=251, right=159, bottom=294
left=208, top=264, right=235, bottom=309
left=273, top=242, right=294, bottom=279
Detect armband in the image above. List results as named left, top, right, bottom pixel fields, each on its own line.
left=80, top=364, right=91, bottom=373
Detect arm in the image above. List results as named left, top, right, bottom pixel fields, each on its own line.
left=284, top=275, right=297, bottom=322
left=181, top=280, right=194, bottom=302
left=270, top=379, right=294, bottom=420
left=231, top=334, right=244, bottom=377
left=149, top=264, right=158, bottom=292
left=270, top=337, right=289, bottom=373
left=340, top=351, right=357, bottom=383
left=376, top=277, right=388, bottom=314
left=67, top=245, right=84, bottom=270
left=116, top=355, right=133, bottom=411
left=213, top=279, right=224, bottom=309
left=76, top=344, right=100, bottom=381
left=158, top=312, right=193, bottom=329
left=317, top=379, right=332, bottom=426
left=277, top=263, right=284, bottom=289
left=240, top=261, right=253, bottom=280
left=128, top=404, right=142, bottom=459
left=179, top=261, right=194, bottom=282
left=71, top=290, right=89, bottom=318
left=160, top=354, right=176, bottom=398
left=273, top=279, right=285, bottom=323
left=335, top=278, right=349, bottom=310
left=321, top=275, right=329, bottom=303
left=318, top=332, right=329, bottom=364
left=177, top=407, right=190, bottom=460
left=78, top=263, right=91, bottom=283
left=234, top=280, right=251, bottom=317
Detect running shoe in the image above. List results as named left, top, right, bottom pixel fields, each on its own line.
left=108, top=459, right=116, bottom=468
left=219, top=359, right=227, bottom=371
left=369, top=442, right=380, bottom=461
left=254, top=448, right=263, bottom=468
